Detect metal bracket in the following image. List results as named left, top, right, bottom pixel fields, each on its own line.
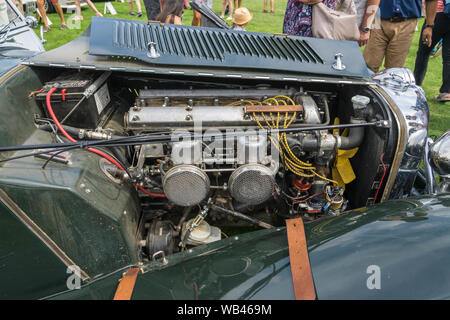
left=152, top=250, right=168, bottom=265
left=376, top=120, right=392, bottom=128
left=332, top=53, right=346, bottom=71
left=147, top=42, right=160, bottom=59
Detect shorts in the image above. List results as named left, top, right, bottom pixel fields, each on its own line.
left=49, top=0, right=58, bottom=3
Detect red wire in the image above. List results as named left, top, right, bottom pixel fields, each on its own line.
left=46, top=88, right=166, bottom=198
left=136, top=184, right=167, bottom=198
left=372, top=153, right=386, bottom=205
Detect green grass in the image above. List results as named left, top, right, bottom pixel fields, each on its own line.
left=34, top=0, right=449, bottom=136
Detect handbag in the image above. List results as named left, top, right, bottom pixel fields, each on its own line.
left=311, top=0, right=360, bottom=41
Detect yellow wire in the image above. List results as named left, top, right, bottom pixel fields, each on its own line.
left=229, top=96, right=337, bottom=185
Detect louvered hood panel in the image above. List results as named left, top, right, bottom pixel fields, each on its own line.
left=87, top=17, right=369, bottom=78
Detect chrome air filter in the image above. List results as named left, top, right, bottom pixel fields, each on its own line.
left=163, top=165, right=210, bottom=206
left=228, top=164, right=275, bottom=205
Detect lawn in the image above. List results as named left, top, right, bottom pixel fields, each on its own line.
left=34, top=0, right=449, bottom=136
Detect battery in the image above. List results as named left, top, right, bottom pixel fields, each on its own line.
left=36, top=71, right=112, bottom=129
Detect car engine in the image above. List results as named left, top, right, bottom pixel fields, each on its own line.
left=31, top=70, right=392, bottom=260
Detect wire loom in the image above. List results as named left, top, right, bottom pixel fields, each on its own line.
left=228, top=96, right=338, bottom=186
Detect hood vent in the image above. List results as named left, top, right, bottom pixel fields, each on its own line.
left=111, top=19, right=323, bottom=63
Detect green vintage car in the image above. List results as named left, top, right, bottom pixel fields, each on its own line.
left=0, top=0, right=449, bottom=300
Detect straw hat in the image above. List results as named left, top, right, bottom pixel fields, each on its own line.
left=232, top=7, right=253, bottom=25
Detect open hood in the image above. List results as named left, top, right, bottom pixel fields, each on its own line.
left=28, top=17, right=371, bottom=82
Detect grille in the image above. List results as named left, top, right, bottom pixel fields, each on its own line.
left=163, top=165, right=210, bottom=206
left=111, top=21, right=323, bottom=63
left=228, top=164, right=275, bottom=205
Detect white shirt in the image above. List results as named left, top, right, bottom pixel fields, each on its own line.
left=353, top=0, right=369, bottom=27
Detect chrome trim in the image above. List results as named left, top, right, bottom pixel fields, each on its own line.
left=424, top=138, right=438, bottom=194
left=430, top=130, right=450, bottom=179
left=373, top=68, right=430, bottom=200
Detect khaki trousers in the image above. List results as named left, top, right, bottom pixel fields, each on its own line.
left=363, top=19, right=418, bottom=72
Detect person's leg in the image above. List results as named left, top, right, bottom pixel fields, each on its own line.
left=384, top=19, right=417, bottom=69
left=128, top=0, right=134, bottom=14
left=84, top=0, right=103, bottom=17
left=270, top=0, right=274, bottom=12
left=192, top=9, right=201, bottom=26
left=264, top=0, right=267, bottom=12
left=363, top=20, right=390, bottom=72
left=227, top=0, right=233, bottom=18
left=414, top=14, right=446, bottom=86
left=52, top=1, right=67, bottom=27
left=414, top=22, right=431, bottom=86
left=135, top=0, right=142, bottom=15
left=221, top=0, right=226, bottom=17
left=36, top=0, right=50, bottom=31
left=72, top=0, right=83, bottom=20
left=439, top=20, right=450, bottom=93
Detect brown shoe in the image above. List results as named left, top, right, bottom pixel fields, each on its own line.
left=263, top=9, right=268, bottom=13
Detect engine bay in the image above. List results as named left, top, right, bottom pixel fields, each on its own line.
left=29, top=69, right=394, bottom=262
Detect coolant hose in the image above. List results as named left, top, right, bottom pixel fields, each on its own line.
left=338, top=126, right=365, bottom=150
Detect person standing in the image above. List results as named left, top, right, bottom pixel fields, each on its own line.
left=353, top=0, right=380, bottom=46
left=283, top=0, right=335, bottom=37
left=414, top=0, right=450, bottom=101
left=363, top=0, right=438, bottom=72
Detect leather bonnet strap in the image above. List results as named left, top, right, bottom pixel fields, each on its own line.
left=286, top=218, right=316, bottom=300
left=113, top=267, right=140, bottom=300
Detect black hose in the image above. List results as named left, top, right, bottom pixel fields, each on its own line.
left=177, top=206, right=193, bottom=231
left=338, top=126, right=365, bottom=150
left=211, top=204, right=274, bottom=229
left=38, top=124, right=81, bottom=137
